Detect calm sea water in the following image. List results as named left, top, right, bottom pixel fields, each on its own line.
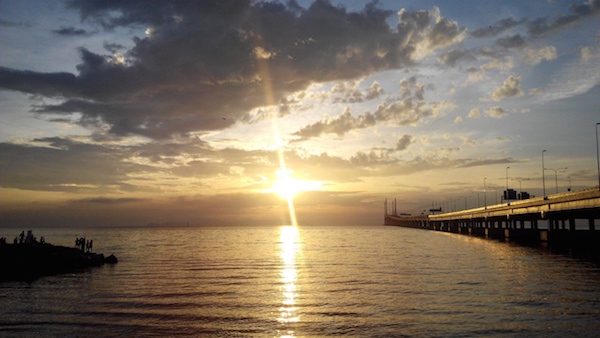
left=1, top=225, right=599, bottom=337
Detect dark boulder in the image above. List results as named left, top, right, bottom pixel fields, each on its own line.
left=105, top=254, right=118, bottom=264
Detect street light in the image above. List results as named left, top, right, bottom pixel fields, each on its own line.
left=506, top=166, right=510, bottom=205
left=483, top=177, right=487, bottom=209
left=512, top=178, right=529, bottom=200
left=545, top=167, right=568, bottom=194
left=542, top=150, right=547, bottom=197
left=472, top=191, right=481, bottom=207
left=596, top=123, right=600, bottom=191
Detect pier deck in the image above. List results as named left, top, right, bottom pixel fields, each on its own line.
left=384, top=188, right=600, bottom=249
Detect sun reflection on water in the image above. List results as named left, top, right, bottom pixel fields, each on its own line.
left=278, top=225, right=300, bottom=337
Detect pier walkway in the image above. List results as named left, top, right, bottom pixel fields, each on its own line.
left=384, top=188, right=600, bottom=246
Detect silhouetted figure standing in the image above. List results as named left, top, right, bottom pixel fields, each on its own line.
left=75, top=237, right=86, bottom=252
left=25, top=230, right=35, bottom=244
left=19, top=231, right=25, bottom=244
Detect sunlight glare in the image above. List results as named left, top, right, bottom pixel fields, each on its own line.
left=272, top=169, right=320, bottom=200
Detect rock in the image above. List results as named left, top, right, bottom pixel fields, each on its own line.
left=0, top=243, right=116, bottom=281
left=104, top=254, right=118, bottom=264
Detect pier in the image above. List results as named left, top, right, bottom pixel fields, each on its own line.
left=384, top=188, right=600, bottom=251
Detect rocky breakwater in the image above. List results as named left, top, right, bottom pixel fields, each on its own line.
left=0, top=232, right=118, bottom=281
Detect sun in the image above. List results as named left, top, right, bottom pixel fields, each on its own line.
left=271, top=169, right=320, bottom=200
left=273, top=169, right=304, bottom=200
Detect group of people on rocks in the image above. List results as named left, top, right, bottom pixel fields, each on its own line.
left=75, top=237, right=93, bottom=253
left=0, top=230, right=45, bottom=245
left=0, top=231, right=93, bottom=254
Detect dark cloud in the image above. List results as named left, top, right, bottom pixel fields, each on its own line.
left=0, top=1, right=463, bottom=139
left=53, top=26, right=92, bottom=37
left=0, top=18, right=30, bottom=28
left=0, top=139, right=140, bottom=192
left=395, top=134, right=414, bottom=151
left=103, top=42, right=126, bottom=53
left=496, top=34, right=526, bottom=49
left=0, top=67, right=78, bottom=98
left=471, top=1, right=598, bottom=40
left=72, top=197, right=148, bottom=204
left=528, top=0, right=599, bottom=36
left=438, top=49, right=477, bottom=67
left=470, top=17, right=525, bottom=38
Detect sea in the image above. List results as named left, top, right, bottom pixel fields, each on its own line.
left=1, top=225, right=599, bottom=337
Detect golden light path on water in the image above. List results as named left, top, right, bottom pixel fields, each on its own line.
left=255, top=48, right=303, bottom=336
left=278, top=225, right=300, bottom=338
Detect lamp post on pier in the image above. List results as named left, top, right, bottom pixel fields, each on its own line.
left=545, top=167, right=567, bottom=194
left=472, top=191, right=481, bottom=207
left=596, top=123, right=600, bottom=191
left=542, top=150, right=547, bottom=198
left=512, top=178, right=529, bottom=200
left=506, top=166, right=510, bottom=205
left=483, top=177, right=487, bottom=209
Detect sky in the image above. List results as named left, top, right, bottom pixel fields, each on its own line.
left=0, top=0, right=599, bottom=227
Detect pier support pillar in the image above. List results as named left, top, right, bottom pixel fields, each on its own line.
left=569, top=218, right=575, bottom=232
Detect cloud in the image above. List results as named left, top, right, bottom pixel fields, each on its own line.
left=470, top=17, right=526, bottom=38
left=482, top=56, right=514, bottom=71
left=528, top=0, right=600, bottom=36
left=438, top=49, right=477, bottom=67
left=581, top=46, right=598, bottom=62
left=0, top=18, right=31, bottom=28
left=365, top=81, right=384, bottom=100
left=397, top=6, right=466, bottom=59
left=395, top=135, right=414, bottom=151
left=330, top=80, right=384, bottom=103
left=0, top=1, right=464, bottom=140
left=0, top=139, right=139, bottom=192
left=540, top=53, right=600, bottom=101
left=293, top=75, right=449, bottom=141
left=521, top=45, right=557, bottom=65
left=53, top=26, right=92, bottom=37
left=529, top=87, right=544, bottom=96
left=460, top=135, right=477, bottom=146
left=73, top=197, right=148, bottom=204
left=491, top=75, right=523, bottom=101
left=465, top=67, right=485, bottom=84
left=484, top=106, right=508, bottom=118
left=467, top=108, right=481, bottom=118
left=496, top=34, right=527, bottom=49
left=291, top=107, right=376, bottom=140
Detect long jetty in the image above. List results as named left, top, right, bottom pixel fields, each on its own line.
left=384, top=187, right=600, bottom=250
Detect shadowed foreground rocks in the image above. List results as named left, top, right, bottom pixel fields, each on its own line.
left=0, top=243, right=118, bottom=281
